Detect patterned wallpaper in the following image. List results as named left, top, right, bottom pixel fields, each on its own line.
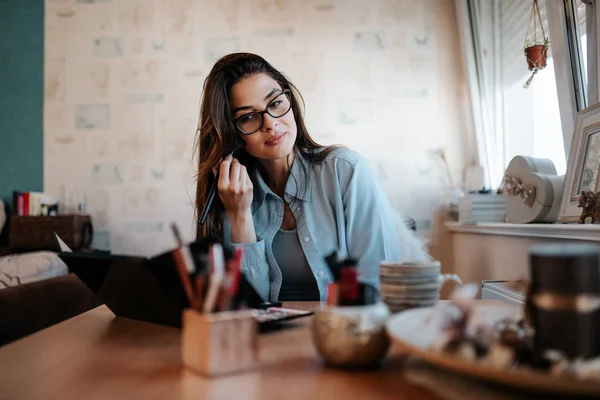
left=44, top=0, right=473, bottom=257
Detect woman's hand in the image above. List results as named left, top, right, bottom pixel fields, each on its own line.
left=217, top=155, right=256, bottom=243
left=217, top=155, right=253, bottom=217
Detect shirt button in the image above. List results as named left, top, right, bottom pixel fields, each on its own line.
left=318, top=270, right=324, bottom=277
left=303, top=237, right=310, bottom=242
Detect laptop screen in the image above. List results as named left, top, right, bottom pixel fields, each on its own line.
left=54, top=232, right=73, bottom=252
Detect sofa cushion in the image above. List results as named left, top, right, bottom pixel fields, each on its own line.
left=0, top=251, right=68, bottom=289
left=0, top=273, right=102, bottom=346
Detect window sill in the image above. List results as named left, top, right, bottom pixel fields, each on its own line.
left=445, top=221, right=600, bottom=242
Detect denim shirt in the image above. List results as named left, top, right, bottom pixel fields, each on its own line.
left=232, top=147, right=401, bottom=302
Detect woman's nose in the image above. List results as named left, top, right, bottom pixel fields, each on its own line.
left=261, top=112, right=278, bottom=131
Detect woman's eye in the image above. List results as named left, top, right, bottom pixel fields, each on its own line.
left=269, top=100, right=282, bottom=108
left=240, top=114, right=255, bottom=123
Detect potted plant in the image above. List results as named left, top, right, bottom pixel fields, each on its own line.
left=523, top=0, right=550, bottom=88
left=524, top=37, right=550, bottom=71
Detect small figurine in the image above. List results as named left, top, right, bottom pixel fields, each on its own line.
left=577, top=191, right=600, bottom=224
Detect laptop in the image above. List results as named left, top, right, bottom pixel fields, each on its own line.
left=56, top=234, right=313, bottom=329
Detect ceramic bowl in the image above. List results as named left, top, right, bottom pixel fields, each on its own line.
left=311, top=302, right=391, bottom=369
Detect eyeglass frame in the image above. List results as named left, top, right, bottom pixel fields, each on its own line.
left=233, top=89, right=292, bottom=135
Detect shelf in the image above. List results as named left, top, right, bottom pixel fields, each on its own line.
left=445, top=221, right=600, bottom=242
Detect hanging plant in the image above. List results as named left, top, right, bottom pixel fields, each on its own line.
left=523, top=0, right=550, bottom=89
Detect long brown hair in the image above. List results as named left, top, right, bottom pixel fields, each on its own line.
left=194, top=53, right=337, bottom=240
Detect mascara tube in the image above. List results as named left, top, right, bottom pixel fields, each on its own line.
left=327, top=283, right=339, bottom=305
left=325, top=252, right=341, bottom=306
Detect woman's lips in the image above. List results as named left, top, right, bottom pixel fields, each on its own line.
left=265, top=132, right=287, bottom=145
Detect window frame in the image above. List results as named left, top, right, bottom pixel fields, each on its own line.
left=590, top=0, right=599, bottom=104
left=565, top=0, right=588, bottom=111
left=545, top=0, right=599, bottom=157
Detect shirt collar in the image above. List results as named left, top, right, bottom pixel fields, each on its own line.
left=252, top=149, right=312, bottom=211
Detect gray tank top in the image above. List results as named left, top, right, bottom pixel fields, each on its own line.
left=271, top=229, right=320, bottom=301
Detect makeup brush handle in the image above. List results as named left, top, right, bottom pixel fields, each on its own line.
left=200, top=173, right=220, bottom=225
left=200, top=146, right=241, bottom=225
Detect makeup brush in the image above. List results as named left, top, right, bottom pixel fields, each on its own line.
left=170, top=223, right=198, bottom=310
left=200, top=143, right=242, bottom=225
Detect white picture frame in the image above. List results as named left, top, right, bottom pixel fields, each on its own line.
left=558, top=103, right=600, bottom=223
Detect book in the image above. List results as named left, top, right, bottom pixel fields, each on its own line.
left=12, top=191, right=58, bottom=217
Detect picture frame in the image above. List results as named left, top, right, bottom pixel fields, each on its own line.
left=558, top=103, right=600, bottom=223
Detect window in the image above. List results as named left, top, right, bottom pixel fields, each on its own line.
left=531, top=61, right=566, bottom=174
left=565, top=0, right=589, bottom=110
left=500, top=0, right=566, bottom=175
left=456, top=0, right=596, bottom=186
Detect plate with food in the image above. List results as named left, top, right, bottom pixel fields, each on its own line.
left=385, top=284, right=600, bottom=397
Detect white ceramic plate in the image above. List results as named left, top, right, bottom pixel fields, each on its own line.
left=381, top=282, right=441, bottom=293
left=386, top=304, right=600, bottom=397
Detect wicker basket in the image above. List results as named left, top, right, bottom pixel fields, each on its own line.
left=9, top=214, right=93, bottom=251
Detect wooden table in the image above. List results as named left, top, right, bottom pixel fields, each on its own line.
left=0, top=302, right=442, bottom=400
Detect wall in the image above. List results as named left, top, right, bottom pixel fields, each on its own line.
left=43, top=0, right=475, bottom=257
left=0, top=0, right=44, bottom=244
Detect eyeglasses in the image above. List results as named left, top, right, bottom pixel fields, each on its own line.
left=233, top=89, right=292, bottom=135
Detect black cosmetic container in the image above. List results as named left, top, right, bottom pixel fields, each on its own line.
left=527, top=243, right=600, bottom=360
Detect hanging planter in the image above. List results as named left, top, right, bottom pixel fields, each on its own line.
left=525, top=42, right=548, bottom=70
left=523, top=0, right=550, bottom=89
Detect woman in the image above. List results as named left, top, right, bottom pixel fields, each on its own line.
left=194, top=52, right=426, bottom=302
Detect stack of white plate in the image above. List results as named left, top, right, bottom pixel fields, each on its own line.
left=458, top=193, right=506, bottom=223
left=380, top=261, right=442, bottom=314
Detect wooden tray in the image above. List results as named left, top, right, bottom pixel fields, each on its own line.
left=386, top=304, right=600, bottom=397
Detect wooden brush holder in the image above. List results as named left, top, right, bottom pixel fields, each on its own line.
left=181, top=309, right=260, bottom=376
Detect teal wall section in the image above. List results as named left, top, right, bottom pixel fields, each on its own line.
left=0, top=0, right=44, bottom=244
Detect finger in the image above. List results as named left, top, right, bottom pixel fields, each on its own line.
left=239, top=165, right=248, bottom=184
left=218, top=157, right=231, bottom=190
left=245, top=172, right=253, bottom=191
left=229, top=158, right=241, bottom=189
